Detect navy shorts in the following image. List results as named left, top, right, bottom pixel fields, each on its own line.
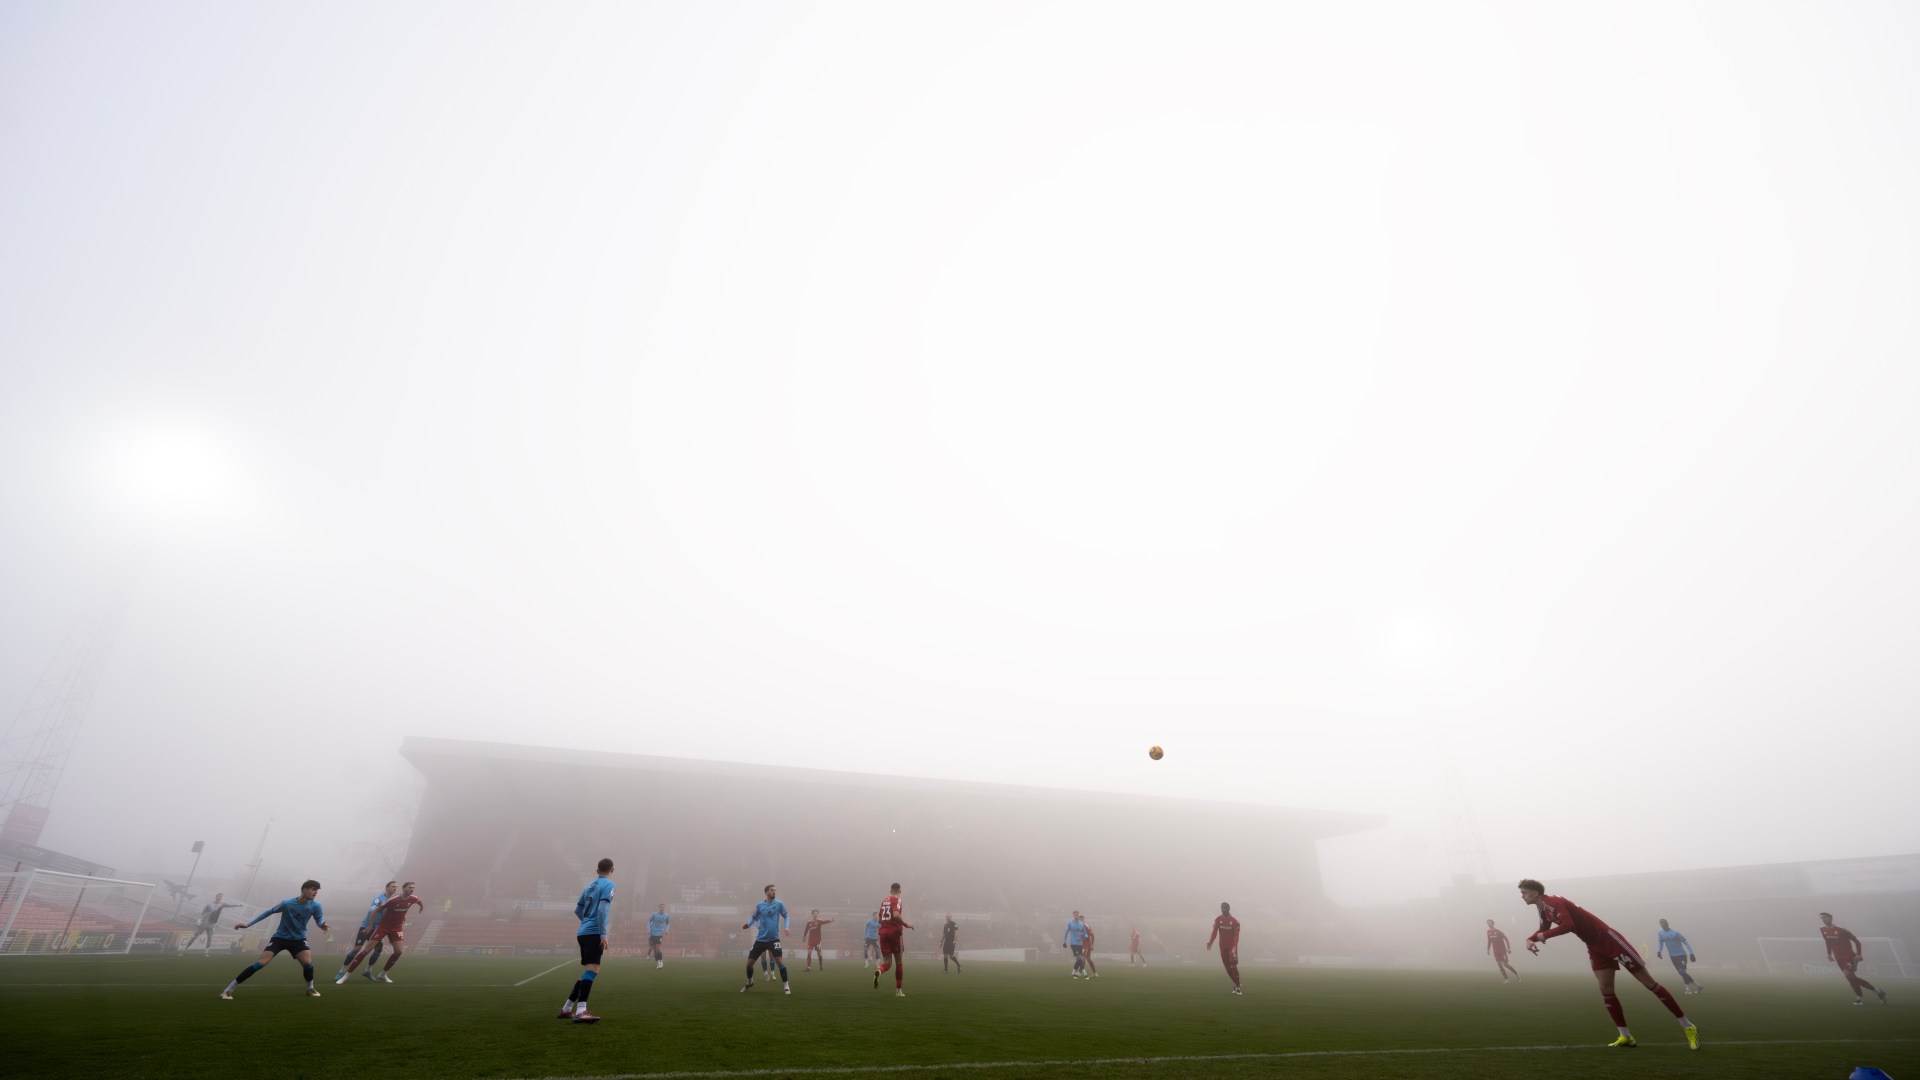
left=747, top=939, right=784, bottom=962
left=578, top=934, right=605, bottom=966
left=265, top=938, right=310, bottom=956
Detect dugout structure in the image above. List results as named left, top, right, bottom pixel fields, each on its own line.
left=397, top=737, right=1381, bottom=956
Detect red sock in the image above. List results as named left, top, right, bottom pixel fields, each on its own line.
left=1602, top=993, right=1627, bottom=1027
left=1650, top=984, right=1683, bottom=1017
left=895, top=956, right=905, bottom=987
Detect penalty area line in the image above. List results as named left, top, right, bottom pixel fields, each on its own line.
left=511, top=1038, right=1920, bottom=1080
left=514, top=960, right=577, bottom=987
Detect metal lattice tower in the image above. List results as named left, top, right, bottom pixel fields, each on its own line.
left=0, top=597, right=126, bottom=846
left=1440, top=755, right=1498, bottom=887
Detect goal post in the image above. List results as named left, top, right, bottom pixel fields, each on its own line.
left=1757, top=937, right=1916, bottom=979
left=0, top=869, right=156, bottom=956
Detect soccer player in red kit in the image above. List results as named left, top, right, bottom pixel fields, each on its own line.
left=1820, top=912, right=1888, bottom=1005
left=1519, top=879, right=1697, bottom=1049
left=1082, top=923, right=1100, bottom=977
left=1129, top=928, right=1145, bottom=966
left=872, top=882, right=913, bottom=996
left=1486, top=918, right=1520, bottom=983
left=336, top=881, right=424, bottom=984
left=1206, top=902, right=1242, bottom=995
left=802, top=909, right=833, bottom=971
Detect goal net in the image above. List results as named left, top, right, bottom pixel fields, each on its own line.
left=1756, top=937, right=1917, bottom=979
left=0, top=870, right=156, bottom=956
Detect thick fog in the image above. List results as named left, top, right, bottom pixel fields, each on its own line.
left=2, top=1, right=1917, bottom=912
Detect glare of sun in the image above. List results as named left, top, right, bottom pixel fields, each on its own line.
left=95, top=421, right=243, bottom=526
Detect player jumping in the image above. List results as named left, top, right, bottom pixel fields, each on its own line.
left=1519, top=879, right=1697, bottom=1049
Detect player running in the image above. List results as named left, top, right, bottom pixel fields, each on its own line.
left=1206, top=902, right=1242, bottom=995
left=1654, top=919, right=1700, bottom=994
left=1820, top=912, right=1888, bottom=1005
left=940, top=914, right=962, bottom=973
left=801, top=909, right=833, bottom=971
left=873, top=882, right=913, bottom=995
left=334, top=881, right=423, bottom=984
left=558, top=858, right=614, bottom=1023
left=341, top=882, right=396, bottom=979
left=862, top=911, right=881, bottom=968
left=1063, top=911, right=1092, bottom=980
left=183, top=893, right=240, bottom=953
left=741, top=884, right=791, bottom=994
left=1487, top=918, right=1520, bottom=983
left=221, top=880, right=329, bottom=999
left=1519, top=879, right=1697, bottom=1049
left=648, top=904, right=670, bottom=969
left=1129, top=928, right=1145, bottom=966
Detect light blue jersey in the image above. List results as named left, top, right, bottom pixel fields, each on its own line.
left=576, top=876, right=615, bottom=937
left=246, top=897, right=325, bottom=941
left=1656, top=927, right=1693, bottom=957
left=648, top=911, right=671, bottom=938
left=748, top=899, right=789, bottom=943
left=864, top=917, right=880, bottom=941
left=360, top=892, right=388, bottom=929
left=1063, top=918, right=1089, bottom=947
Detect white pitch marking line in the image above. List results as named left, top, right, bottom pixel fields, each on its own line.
left=514, top=960, right=577, bottom=987
left=509, top=1038, right=1920, bottom=1080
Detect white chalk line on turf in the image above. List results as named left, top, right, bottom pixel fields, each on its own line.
left=514, top=961, right=577, bottom=987
left=510, top=1038, right=1920, bottom=1080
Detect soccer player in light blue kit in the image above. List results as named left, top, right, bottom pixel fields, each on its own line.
left=559, top=858, right=614, bottom=1023
left=648, top=904, right=671, bottom=969
left=740, top=883, right=791, bottom=995
left=863, top=911, right=881, bottom=968
left=221, top=880, right=329, bottom=998
left=1655, top=919, right=1701, bottom=994
left=1063, top=910, right=1093, bottom=980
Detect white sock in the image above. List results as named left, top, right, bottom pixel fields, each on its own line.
left=1617, top=1027, right=1632, bottom=1037
left=1678, top=1017, right=1693, bottom=1028
left=223, top=981, right=237, bottom=993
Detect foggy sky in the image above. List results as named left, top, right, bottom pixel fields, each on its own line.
left=2, top=0, right=1917, bottom=907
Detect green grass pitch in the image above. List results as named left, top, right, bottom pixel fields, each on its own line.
left=0, top=955, right=1912, bottom=1078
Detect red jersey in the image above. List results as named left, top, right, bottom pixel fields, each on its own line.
left=374, top=894, right=423, bottom=931
left=1488, top=927, right=1511, bottom=955
left=878, top=894, right=910, bottom=933
left=1130, top=930, right=1141, bottom=950
left=1207, top=914, right=1240, bottom=949
left=1532, top=895, right=1616, bottom=948
left=1821, top=924, right=1862, bottom=961
left=804, top=918, right=831, bottom=945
